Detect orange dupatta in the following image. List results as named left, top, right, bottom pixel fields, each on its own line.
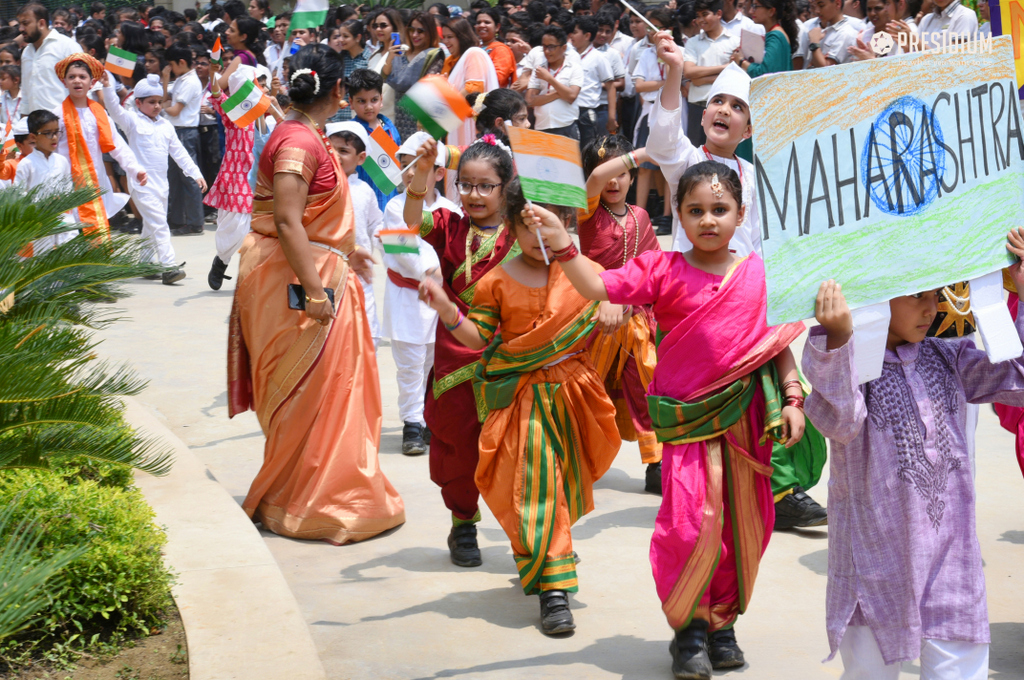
left=62, top=98, right=114, bottom=240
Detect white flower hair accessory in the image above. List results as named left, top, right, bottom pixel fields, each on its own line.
left=290, top=68, right=320, bottom=95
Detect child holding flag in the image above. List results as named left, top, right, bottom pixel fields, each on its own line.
left=413, top=136, right=623, bottom=635
left=52, top=52, right=147, bottom=240
left=401, top=136, right=518, bottom=571
left=15, top=110, right=77, bottom=257
left=325, top=120, right=383, bottom=344
left=102, top=71, right=207, bottom=285
left=347, top=68, right=401, bottom=210
left=205, top=61, right=265, bottom=290
left=378, top=130, right=453, bottom=455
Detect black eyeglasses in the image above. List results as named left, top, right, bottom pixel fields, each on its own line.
left=542, top=42, right=566, bottom=51
left=457, top=181, right=502, bottom=196
left=37, top=129, right=61, bottom=139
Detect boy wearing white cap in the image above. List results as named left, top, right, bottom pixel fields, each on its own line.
left=378, top=131, right=455, bottom=456
left=325, top=121, right=382, bottom=346
left=102, top=72, right=207, bottom=285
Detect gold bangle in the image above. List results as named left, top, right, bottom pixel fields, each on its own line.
left=306, top=294, right=329, bottom=304
left=406, top=184, right=427, bottom=200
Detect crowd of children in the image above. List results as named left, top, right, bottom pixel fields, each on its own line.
left=0, top=0, right=1016, bottom=677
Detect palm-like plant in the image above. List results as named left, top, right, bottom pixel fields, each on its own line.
left=0, top=183, right=172, bottom=474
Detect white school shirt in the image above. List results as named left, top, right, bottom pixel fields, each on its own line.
left=101, top=85, right=202, bottom=191
left=0, top=91, right=21, bottom=126
left=166, top=69, right=202, bottom=127
left=632, top=46, right=665, bottom=119
left=609, top=32, right=635, bottom=61
left=528, top=58, right=585, bottom=130
left=52, top=102, right=143, bottom=216
left=683, top=30, right=742, bottom=104
left=796, top=16, right=861, bottom=66
left=575, top=46, right=614, bottom=109
left=521, top=43, right=581, bottom=73
left=722, top=11, right=765, bottom=38
left=21, top=30, right=80, bottom=114
left=378, top=191, right=456, bottom=344
left=348, top=174, right=383, bottom=339
left=918, top=0, right=979, bottom=48
left=598, top=45, right=627, bottom=103
left=645, top=97, right=761, bottom=257
left=15, top=150, right=78, bottom=252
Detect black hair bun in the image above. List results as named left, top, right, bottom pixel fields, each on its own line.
left=289, top=72, right=317, bottom=104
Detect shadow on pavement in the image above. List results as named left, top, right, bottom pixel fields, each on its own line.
left=408, top=635, right=668, bottom=679
left=338, top=545, right=517, bottom=582
left=990, top=621, right=1024, bottom=676
left=360, top=585, right=539, bottom=631
left=571, top=506, right=659, bottom=540
left=593, top=467, right=649, bottom=495
left=797, top=549, right=828, bottom=576
left=998, top=530, right=1024, bottom=544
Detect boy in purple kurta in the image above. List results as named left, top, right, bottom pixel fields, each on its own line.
left=803, top=231, right=1024, bottom=679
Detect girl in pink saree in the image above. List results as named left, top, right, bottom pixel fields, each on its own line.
left=529, top=161, right=806, bottom=680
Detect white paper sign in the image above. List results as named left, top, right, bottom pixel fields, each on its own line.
left=740, top=29, right=765, bottom=62
left=851, top=302, right=891, bottom=384
left=969, top=271, right=1023, bottom=363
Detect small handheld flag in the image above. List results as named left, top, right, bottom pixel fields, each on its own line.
left=505, top=126, right=587, bottom=209
left=379, top=228, right=420, bottom=254
left=2, top=119, right=13, bottom=156
left=290, top=0, right=328, bottom=31
left=363, top=126, right=404, bottom=194
left=210, top=36, right=223, bottom=65
left=222, top=78, right=271, bottom=127
left=105, top=46, right=137, bottom=78
left=398, top=75, right=473, bottom=140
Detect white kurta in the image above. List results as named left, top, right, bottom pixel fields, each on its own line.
left=14, top=150, right=78, bottom=254
left=348, top=174, right=383, bottom=342
left=53, top=101, right=143, bottom=219
left=378, top=191, right=455, bottom=344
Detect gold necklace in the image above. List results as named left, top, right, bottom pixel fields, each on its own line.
left=602, top=202, right=639, bottom=268
left=465, top=220, right=504, bottom=286
left=294, top=109, right=333, bottom=154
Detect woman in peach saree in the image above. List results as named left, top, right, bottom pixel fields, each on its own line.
left=227, top=45, right=405, bottom=544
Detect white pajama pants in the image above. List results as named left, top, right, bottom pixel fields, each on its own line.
left=391, top=340, right=434, bottom=425
left=215, top=209, right=251, bottom=264
left=840, top=626, right=989, bottom=680
left=133, top=183, right=176, bottom=267
left=362, top=279, right=379, bottom=346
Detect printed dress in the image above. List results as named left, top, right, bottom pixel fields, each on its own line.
left=205, top=91, right=255, bottom=214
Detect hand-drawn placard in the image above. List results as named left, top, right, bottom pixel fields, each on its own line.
left=991, top=0, right=1024, bottom=100
left=751, top=36, right=1024, bottom=325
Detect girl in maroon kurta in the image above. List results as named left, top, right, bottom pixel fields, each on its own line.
left=403, top=136, right=519, bottom=568
left=579, top=136, right=663, bottom=492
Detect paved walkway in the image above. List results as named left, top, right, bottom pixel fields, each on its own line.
left=97, top=229, right=1024, bottom=679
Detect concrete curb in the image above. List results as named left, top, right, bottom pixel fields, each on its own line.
left=124, top=398, right=327, bottom=680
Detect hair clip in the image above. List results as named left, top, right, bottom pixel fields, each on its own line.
left=597, top=142, right=606, bottom=160
left=710, top=173, right=724, bottom=199
left=471, top=92, right=488, bottom=118
left=480, top=133, right=497, bottom=146
left=290, top=68, right=320, bottom=95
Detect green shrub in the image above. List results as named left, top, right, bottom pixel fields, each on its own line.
left=0, top=467, right=173, bottom=667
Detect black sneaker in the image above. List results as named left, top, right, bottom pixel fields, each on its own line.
left=402, top=422, right=427, bottom=455
left=207, top=255, right=232, bottom=291
left=422, top=426, right=431, bottom=445
left=124, top=218, right=143, bottom=235
left=538, top=590, right=575, bottom=634
left=670, top=619, right=712, bottom=680
left=774, top=485, right=828, bottom=530
left=708, top=627, right=745, bottom=669
left=162, top=269, right=186, bottom=285
left=447, top=523, right=482, bottom=567
left=654, top=215, right=673, bottom=236
left=645, top=462, right=663, bottom=495
left=171, top=225, right=204, bottom=236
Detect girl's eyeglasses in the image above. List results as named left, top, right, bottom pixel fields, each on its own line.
left=457, top=181, right=502, bottom=196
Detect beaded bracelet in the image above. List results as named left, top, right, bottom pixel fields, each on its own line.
left=406, top=184, right=427, bottom=201
left=552, top=241, right=579, bottom=262
left=444, top=306, right=465, bottom=331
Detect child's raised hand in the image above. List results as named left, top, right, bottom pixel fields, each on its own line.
left=655, top=31, right=684, bottom=68
left=815, top=279, right=853, bottom=349
left=520, top=203, right=570, bottom=251
left=780, top=406, right=806, bottom=449
left=1006, top=227, right=1024, bottom=290
left=413, top=139, right=437, bottom=172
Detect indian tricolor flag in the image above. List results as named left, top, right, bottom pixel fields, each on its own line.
left=364, top=126, right=403, bottom=194
left=210, top=36, right=223, bottom=65
left=399, top=75, right=473, bottom=140
left=105, top=46, right=137, bottom=78
left=379, top=228, right=420, bottom=254
left=290, top=0, right=328, bottom=31
left=223, top=78, right=271, bottom=127
left=506, top=126, right=587, bottom=209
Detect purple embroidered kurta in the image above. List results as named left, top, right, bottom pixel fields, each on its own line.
left=802, top=309, right=1024, bottom=666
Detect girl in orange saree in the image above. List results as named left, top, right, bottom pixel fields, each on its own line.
left=227, top=46, right=405, bottom=545
left=417, top=173, right=622, bottom=636
left=532, top=161, right=806, bottom=679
